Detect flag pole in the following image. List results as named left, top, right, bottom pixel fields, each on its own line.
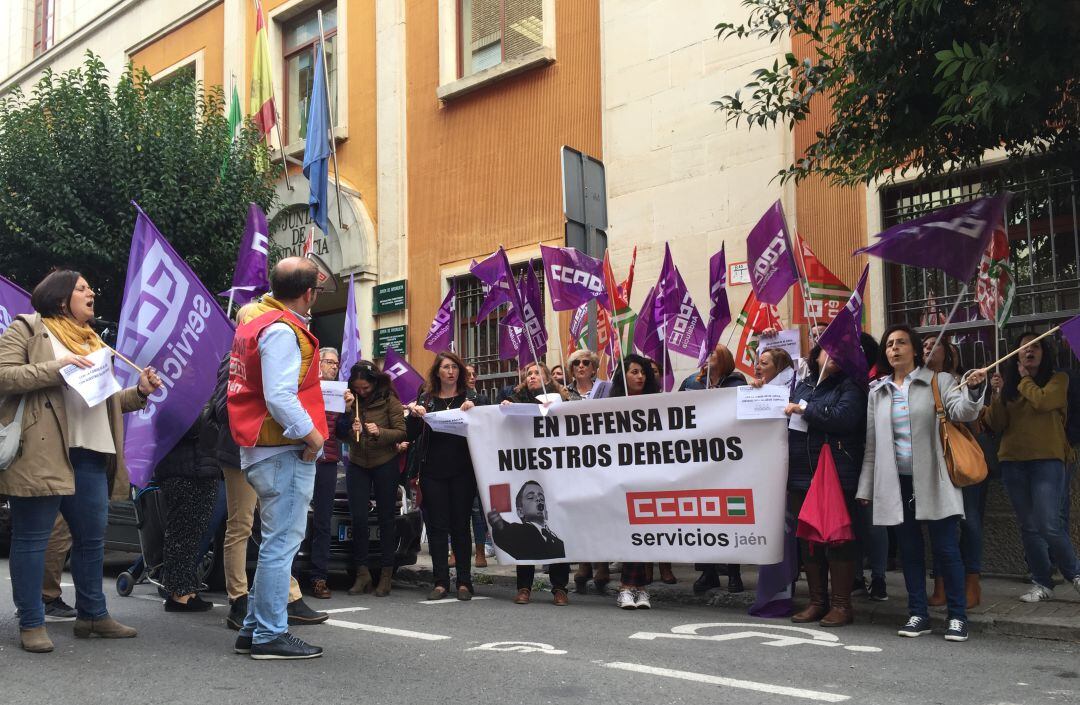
left=226, top=290, right=236, bottom=320
left=252, top=0, right=292, bottom=191
left=317, top=10, right=346, bottom=231
left=967, top=324, right=1061, bottom=383
left=925, top=282, right=969, bottom=369
left=791, top=232, right=823, bottom=334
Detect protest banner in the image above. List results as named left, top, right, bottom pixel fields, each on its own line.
left=458, top=389, right=787, bottom=565
left=115, top=205, right=235, bottom=487
left=59, top=348, right=122, bottom=408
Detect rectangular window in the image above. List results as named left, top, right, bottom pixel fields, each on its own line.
left=452, top=259, right=545, bottom=402
left=457, top=0, right=543, bottom=79
left=284, top=5, right=339, bottom=146
left=151, top=62, right=196, bottom=92
left=881, top=164, right=1080, bottom=370
left=33, top=0, right=57, bottom=57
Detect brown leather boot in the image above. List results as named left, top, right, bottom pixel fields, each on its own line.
left=593, top=563, right=610, bottom=592
left=820, top=560, right=855, bottom=627
left=474, top=545, right=488, bottom=568
left=928, top=576, right=947, bottom=607
left=965, top=573, right=981, bottom=608
left=374, top=567, right=393, bottom=597
left=73, top=616, right=137, bottom=638
left=348, top=566, right=373, bottom=595
left=659, top=563, right=677, bottom=584
left=19, top=626, right=53, bottom=653
left=792, top=562, right=829, bottom=623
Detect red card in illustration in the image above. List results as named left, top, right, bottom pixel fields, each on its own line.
left=489, top=483, right=511, bottom=513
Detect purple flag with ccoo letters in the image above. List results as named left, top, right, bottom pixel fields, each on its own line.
left=816, top=264, right=869, bottom=386
left=746, top=200, right=799, bottom=306
left=539, top=244, right=609, bottom=311
left=383, top=345, right=425, bottom=404
left=424, top=282, right=456, bottom=353
left=218, top=203, right=270, bottom=307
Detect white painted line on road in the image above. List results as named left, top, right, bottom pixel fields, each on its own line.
left=323, top=607, right=371, bottom=613
left=419, top=596, right=492, bottom=605
left=603, top=662, right=849, bottom=703
left=326, top=618, right=451, bottom=641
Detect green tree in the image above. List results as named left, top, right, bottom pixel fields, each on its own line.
left=0, top=52, right=279, bottom=320
left=713, top=0, right=1080, bottom=185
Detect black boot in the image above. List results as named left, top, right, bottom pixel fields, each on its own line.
left=727, top=564, right=744, bottom=593
left=287, top=598, right=329, bottom=625
left=226, top=595, right=248, bottom=631
left=693, top=565, right=722, bottom=594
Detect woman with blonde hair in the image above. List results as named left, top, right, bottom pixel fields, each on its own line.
left=566, top=348, right=613, bottom=400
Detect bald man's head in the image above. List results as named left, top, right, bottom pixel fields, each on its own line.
left=270, top=256, right=319, bottom=301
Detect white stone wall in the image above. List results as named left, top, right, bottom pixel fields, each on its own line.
left=600, top=0, right=795, bottom=379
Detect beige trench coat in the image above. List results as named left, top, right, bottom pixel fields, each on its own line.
left=0, top=313, right=146, bottom=499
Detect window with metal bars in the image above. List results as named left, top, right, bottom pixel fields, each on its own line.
left=450, top=259, right=545, bottom=402
left=33, top=0, right=56, bottom=57
left=457, top=0, right=544, bottom=79
left=881, top=163, right=1080, bottom=370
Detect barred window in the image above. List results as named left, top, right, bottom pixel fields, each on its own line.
left=881, top=164, right=1079, bottom=370
left=284, top=4, right=340, bottom=146
left=451, top=259, right=544, bottom=402
left=458, top=0, right=544, bottom=78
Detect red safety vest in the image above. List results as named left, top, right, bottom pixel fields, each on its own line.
left=227, top=308, right=329, bottom=447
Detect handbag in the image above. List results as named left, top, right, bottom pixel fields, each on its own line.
left=931, top=373, right=988, bottom=487
left=0, top=396, right=27, bottom=470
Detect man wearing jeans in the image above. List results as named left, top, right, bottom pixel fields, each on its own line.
left=227, top=257, right=327, bottom=660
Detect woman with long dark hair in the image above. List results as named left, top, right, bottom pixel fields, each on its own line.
left=0, top=270, right=163, bottom=652
left=857, top=324, right=986, bottom=642
left=336, top=361, right=406, bottom=597
left=985, top=332, right=1080, bottom=602
left=405, top=351, right=481, bottom=600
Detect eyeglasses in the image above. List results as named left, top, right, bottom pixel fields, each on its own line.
left=570, top=360, right=593, bottom=368
left=320, top=359, right=339, bottom=366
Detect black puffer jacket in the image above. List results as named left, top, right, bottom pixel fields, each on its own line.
left=212, top=352, right=241, bottom=469
left=787, top=373, right=867, bottom=493
left=153, top=404, right=221, bottom=482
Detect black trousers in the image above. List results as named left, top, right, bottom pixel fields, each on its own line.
left=517, top=564, right=570, bottom=590
left=161, top=477, right=219, bottom=596
left=421, top=471, right=476, bottom=589
left=346, top=459, right=399, bottom=570
left=308, top=462, right=339, bottom=580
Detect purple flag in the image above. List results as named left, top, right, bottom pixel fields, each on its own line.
left=115, top=204, right=235, bottom=487
left=706, top=244, right=732, bottom=353
left=854, top=193, right=1011, bottom=282
left=519, top=264, right=547, bottom=360
left=471, top=248, right=521, bottom=323
left=633, top=285, right=661, bottom=360
left=339, top=274, right=360, bottom=380
left=218, top=203, right=270, bottom=306
left=498, top=315, right=524, bottom=362
left=817, top=264, right=869, bottom=386
left=1061, top=315, right=1080, bottom=359
left=424, top=283, right=456, bottom=353
left=539, top=244, right=608, bottom=311
left=569, top=302, right=588, bottom=342
left=746, top=200, right=799, bottom=305
left=0, top=275, right=32, bottom=334
left=749, top=511, right=797, bottom=618
left=658, top=244, right=708, bottom=363
left=383, top=346, right=425, bottom=404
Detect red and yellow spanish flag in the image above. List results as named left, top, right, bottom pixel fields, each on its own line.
left=250, top=0, right=276, bottom=136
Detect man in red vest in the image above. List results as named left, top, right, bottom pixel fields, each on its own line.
left=227, top=257, right=328, bottom=660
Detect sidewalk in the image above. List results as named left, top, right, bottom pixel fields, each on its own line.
left=401, top=551, right=1080, bottom=642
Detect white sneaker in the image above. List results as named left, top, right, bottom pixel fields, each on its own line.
left=634, top=590, right=651, bottom=609
left=1072, top=576, right=1080, bottom=597
left=1019, top=584, right=1053, bottom=603
left=617, top=589, right=637, bottom=610
left=484, top=544, right=495, bottom=557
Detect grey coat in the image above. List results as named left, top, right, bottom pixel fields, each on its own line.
left=856, top=367, right=985, bottom=525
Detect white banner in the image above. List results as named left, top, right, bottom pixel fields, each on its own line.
left=463, top=389, right=788, bottom=565
left=60, top=348, right=122, bottom=408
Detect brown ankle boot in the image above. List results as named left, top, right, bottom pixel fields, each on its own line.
left=73, top=616, right=136, bottom=639
left=474, top=545, right=488, bottom=568
left=659, top=563, right=677, bottom=584
left=792, top=562, right=829, bottom=623
left=965, top=573, right=981, bottom=608
left=19, top=626, right=53, bottom=653
left=374, top=567, right=393, bottom=597
left=928, top=576, right=947, bottom=607
left=349, top=566, right=373, bottom=595
left=820, top=560, right=855, bottom=627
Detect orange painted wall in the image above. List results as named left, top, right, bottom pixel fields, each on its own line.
left=251, top=1, right=379, bottom=222
left=790, top=33, right=868, bottom=295
left=130, top=4, right=224, bottom=91
left=404, top=0, right=602, bottom=363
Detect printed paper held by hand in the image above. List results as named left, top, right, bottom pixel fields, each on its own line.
left=736, top=384, right=789, bottom=420
left=60, top=348, right=122, bottom=408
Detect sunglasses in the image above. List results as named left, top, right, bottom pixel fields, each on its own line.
left=570, top=360, right=593, bottom=367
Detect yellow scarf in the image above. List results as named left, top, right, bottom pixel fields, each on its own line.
left=43, top=316, right=104, bottom=354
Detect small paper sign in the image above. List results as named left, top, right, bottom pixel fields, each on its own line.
left=60, top=348, right=122, bottom=408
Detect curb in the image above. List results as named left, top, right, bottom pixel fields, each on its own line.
left=395, top=566, right=1080, bottom=642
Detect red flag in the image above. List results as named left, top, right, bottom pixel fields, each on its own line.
left=734, top=290, right=781, bottom=377
left=792, top=234, right=851, bottom=326
left=302, top=226, right=315, bottom=257
left=619, top=246, right=637, bottom=303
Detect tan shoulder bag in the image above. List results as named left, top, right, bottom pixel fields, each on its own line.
left=931, top=373, right=988, bottom=487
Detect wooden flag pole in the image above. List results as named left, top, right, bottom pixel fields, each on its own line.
left=106, top=344, right=145, bottom=375
left=354, top=400, right=361, bottom=443
left=963, top=324, right=1061, bottom=385
left=925, top=282, right=970, bottom=370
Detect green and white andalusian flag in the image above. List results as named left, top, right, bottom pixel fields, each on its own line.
left=221, top=84, right=243, bottom=177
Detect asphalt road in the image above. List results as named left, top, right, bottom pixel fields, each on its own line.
left=2, top=558, right=1078, bottom=705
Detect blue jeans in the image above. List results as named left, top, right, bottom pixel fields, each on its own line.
left=240, top=451, right=316, bottom=644
left=471, top=495, right=488, bottom=545
left=857, top=501, right=887, bottom=580
left=8, top=449, right=110, bottom=629
left=1001, top=460, right=1079, bottom=589
left=895, top=475, right=966, bottom=620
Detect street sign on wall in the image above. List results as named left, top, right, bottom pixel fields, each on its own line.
left=374, top=325, right=408, bottom=357
left=373, top=280, right=407, bottom=314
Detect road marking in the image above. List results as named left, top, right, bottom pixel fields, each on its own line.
left=323, top=607, right=371, bottom=613
left=419, top=596, right=492, bottom=605
left=468, top=641, right=567, bottom=655
left=326, top=619, right=451, bottom=641
left=603, top=662, right=849, bottom=702
left=630, top=622, right=881, bottom=653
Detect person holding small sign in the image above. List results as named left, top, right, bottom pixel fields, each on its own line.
left=0, top=270, right=162, bottom=653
